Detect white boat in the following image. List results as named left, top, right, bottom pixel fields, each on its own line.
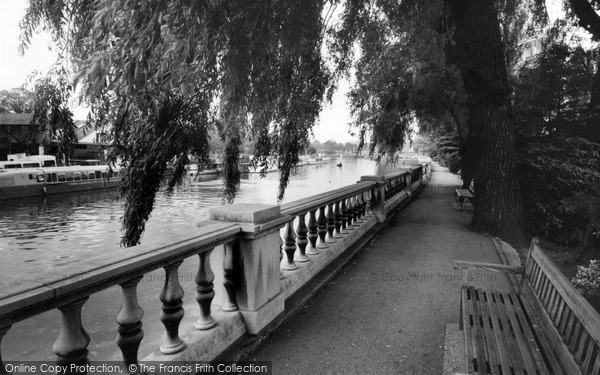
left=0, top=154, right=57, bottom=169
left=0, top=164, right=121, bottom=200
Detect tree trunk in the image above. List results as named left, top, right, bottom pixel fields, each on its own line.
left=448, top=0, right=524, bottom=245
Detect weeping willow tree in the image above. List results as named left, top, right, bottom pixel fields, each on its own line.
left=20, top=0, right=330, bottom=246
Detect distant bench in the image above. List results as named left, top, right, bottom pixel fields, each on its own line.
left=453, top=238, right=600, bottom=374
left=455, top=180, right=474, bottom=210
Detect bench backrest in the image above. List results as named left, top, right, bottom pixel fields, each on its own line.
left=522, top=238, right=600, bottom=374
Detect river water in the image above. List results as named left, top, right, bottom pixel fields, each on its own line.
left=0, top=157, right=401, bottom=361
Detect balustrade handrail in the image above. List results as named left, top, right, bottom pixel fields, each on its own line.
left=280, top=180, right=376, bottom=217
left=381, top=169, right=411, bottom=181
left=0, top=222, right=240, bottom=324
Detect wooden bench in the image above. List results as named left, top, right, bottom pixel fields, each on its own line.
left=456, top=180, right=474, bottom=210
left=453, top=238, right=600, bottom=374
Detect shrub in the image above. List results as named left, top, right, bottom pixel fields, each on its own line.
left=517, top=136, right=600, bottom=246
left=572, top=260, right=600, bottom=307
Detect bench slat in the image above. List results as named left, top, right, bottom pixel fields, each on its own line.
left=462, top=287, right=475, bottom=374
left=548, top=289, right=561, bottom=321
left=502, top=293, right=541, bottom=375
left=581, top=339, right=597, bottom=374
left=576, top=331, right=590, bottom=364
left=554, top=299, right=566, bottom=328
left=471, top=288, right=490, bottom=374
left=518, top=294, right=566, bottom=375
left=491, top=291, right=526, bottom=373
left=511, top=294, right=552, bottom=373
left=478, top=290, right=501, bottom=375
left=487, top=291, right=516, bottom=374
left=569, top=322, right=583, bottom=355
left=591, top=350, right=600, bottom=375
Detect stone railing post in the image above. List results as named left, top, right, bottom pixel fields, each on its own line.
left=360, top=176, right=386, bottom=223
left=209, top=204, right=288, bottom=334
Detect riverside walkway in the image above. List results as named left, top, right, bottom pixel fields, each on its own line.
left=1, top=162, right=519, bottom=370
left=249, top=165, right=513, bottom=374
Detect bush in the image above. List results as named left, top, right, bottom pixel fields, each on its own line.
left=447, top=153, right=461, bottom=174
left=572, top=260, right=600, bottom=308
left=517, top=137, right=600, bottom=245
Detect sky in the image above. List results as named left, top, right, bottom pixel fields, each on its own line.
left=0, top=1, right=357, bottom=143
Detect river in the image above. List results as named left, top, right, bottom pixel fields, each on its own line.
left=0, top=157, right=402, bottom=361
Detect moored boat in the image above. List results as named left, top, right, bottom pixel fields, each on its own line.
left=0, top=165, right=121, bottom=200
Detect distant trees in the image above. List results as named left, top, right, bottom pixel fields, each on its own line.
left=0, top=88, right=35, bottom=113
left=314, top=140, right=357, bottom=155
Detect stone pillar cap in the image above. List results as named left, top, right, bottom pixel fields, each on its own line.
left=209, top=203, right=280, bottom=224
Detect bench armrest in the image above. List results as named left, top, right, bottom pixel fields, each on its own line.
left=453, top=260, right=523, bottom=274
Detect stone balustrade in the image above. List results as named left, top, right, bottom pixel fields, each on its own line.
left=0, top=163, right=431, bottom=369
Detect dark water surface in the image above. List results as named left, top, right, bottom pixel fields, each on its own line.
left=0, top=157, right=400, bottom=360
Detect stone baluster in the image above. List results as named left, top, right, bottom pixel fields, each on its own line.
left=350, top=195, right=360, bottom=227
left=1, top=324, right=11, bottom=374
left=334, top=201, right=344, bottom=237
left=116, top=276, right=144, bottom=370
left=53, top=297, right=90, bottom=365
left=346, top=197, right=356, bottom=230
left=356, top=193, right=365, bottom=222
left=222, top=241, right=240, bottom=312
left=195, top=251, right=216, bottom=330
left=159, top=260, right=185, bottom=354
left=295, top=213, right=310, bottom=262
left=326, top=203, right=337, bottom=243
left=307, top=209, right=320, bottom=255
left=317, top=206, right=329, bottom=248
left=365, top=190, right=373, bottom=217
left=405, top=173, right=412, bottom=196
left=340, top=198, right=350, bottom=232
left=351, top=195, right=358, bottom=224
left=383, top=180, right=392, bottom=202
left=282, top=219, right=298, bottom=270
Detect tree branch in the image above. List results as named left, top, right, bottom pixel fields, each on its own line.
left=568, top=0, right=600, bottom=40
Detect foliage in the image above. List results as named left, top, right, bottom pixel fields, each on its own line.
left=30, top=77, right=78, bottom=162
left=514, top=23, right=598, bottom=139
left=572, top=260, right=600, bottom=306
left=517, top=137, right=600, bottom=245
left=0, top=88, right=35, bottom=113
left=21, top=0, right=330, bottom=245
left=514, top=23, right=600, bottom=246
left=424, top=132, right=462, bottom=173
left=331, top=0, right=468, bottom=162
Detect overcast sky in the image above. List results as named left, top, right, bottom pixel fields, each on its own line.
left=0, top=0, right=356, bottom=143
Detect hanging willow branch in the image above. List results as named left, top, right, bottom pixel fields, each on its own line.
left=20, top=0, right=330, bottom=246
